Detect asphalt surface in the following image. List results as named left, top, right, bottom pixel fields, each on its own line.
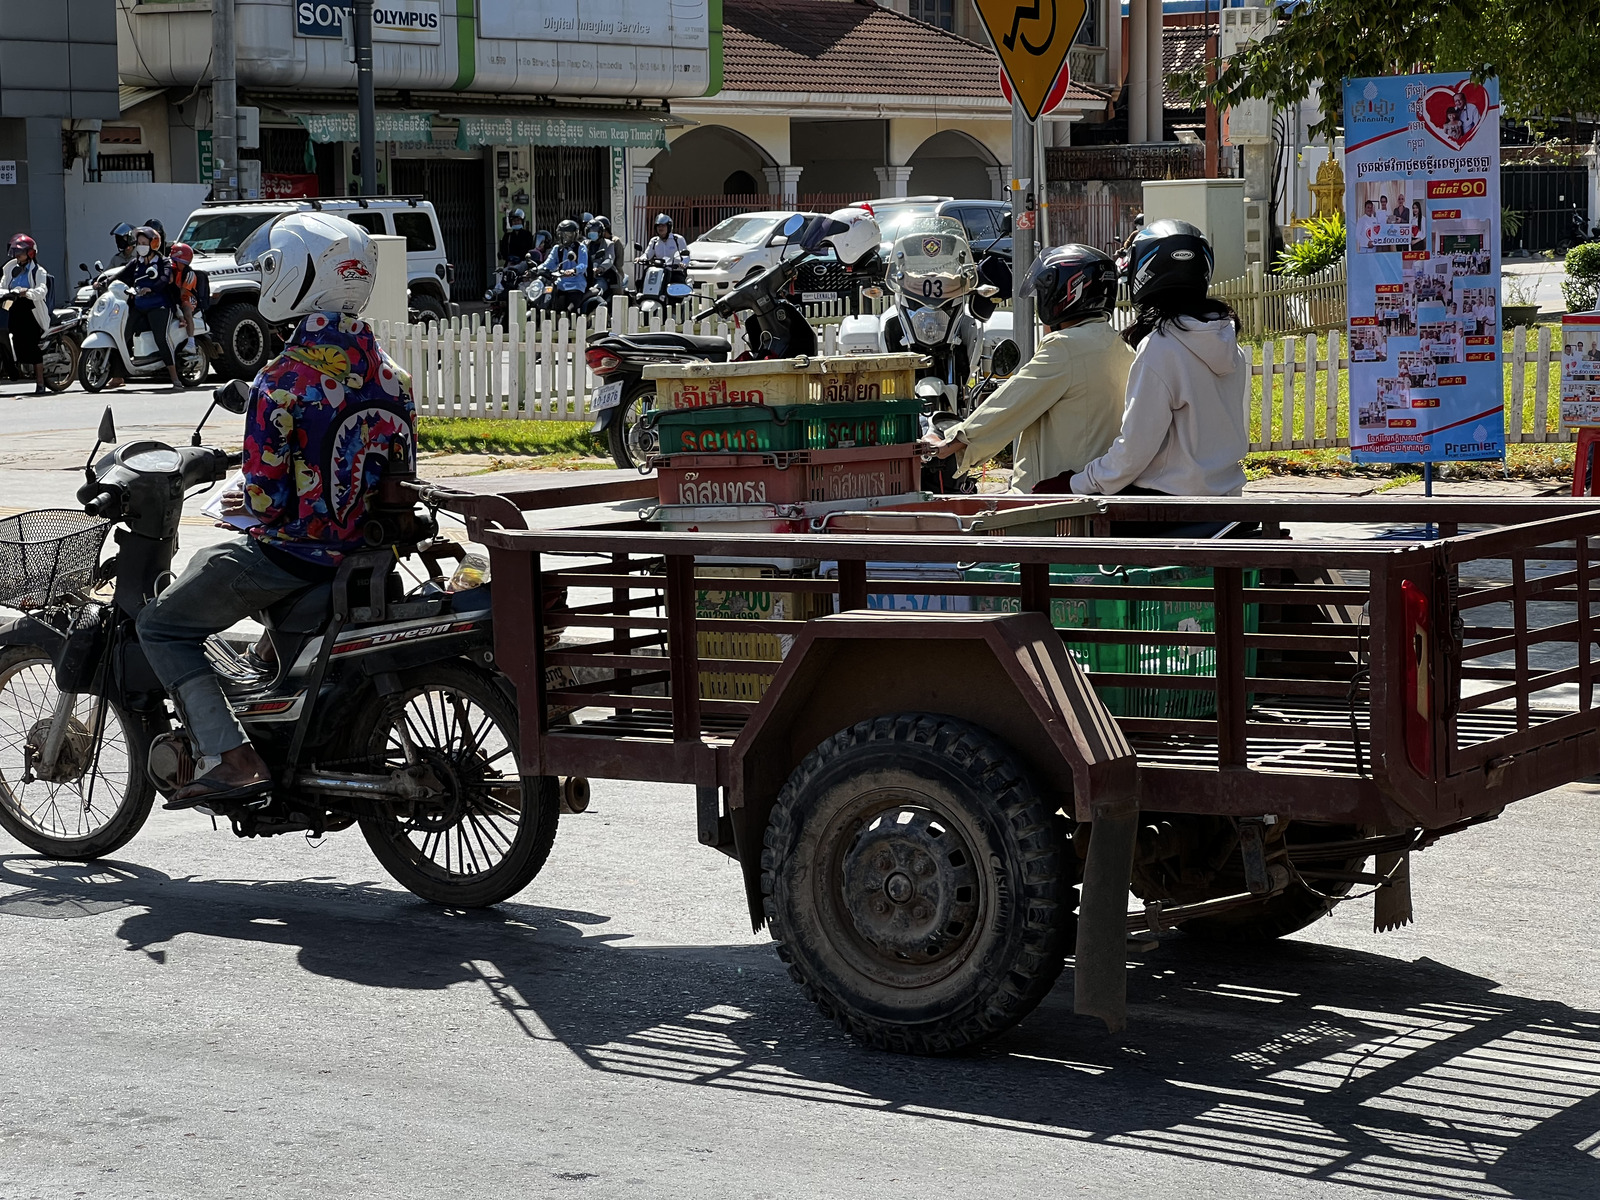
left=3, top=381, right=1599, bottom=1199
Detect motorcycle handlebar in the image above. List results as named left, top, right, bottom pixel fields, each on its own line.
left=84, top=489, right=120, bottom=519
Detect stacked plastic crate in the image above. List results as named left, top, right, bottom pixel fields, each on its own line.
left=640, top=353, right=929, bottom=700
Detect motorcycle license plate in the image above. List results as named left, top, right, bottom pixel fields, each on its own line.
left=592, top=380, right=624, bottom=412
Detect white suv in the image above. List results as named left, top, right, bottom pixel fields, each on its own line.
left=685, top=210, right=802, bottom=287
left=175, top=196, right=455, bottom=379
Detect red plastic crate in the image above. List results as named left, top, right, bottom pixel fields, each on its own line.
left=655, top=445, right=918, bottom=508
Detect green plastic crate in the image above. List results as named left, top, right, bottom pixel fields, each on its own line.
left=965, top=562, right=1259, bottom=718
left=650, top=398, right=922, bottom=455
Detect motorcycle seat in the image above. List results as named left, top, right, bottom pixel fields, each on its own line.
left=608, top=332, right=732, bottom=358
left=264, top=584, right=333, bottom=635
left=51, top=307, right=78, bottom=320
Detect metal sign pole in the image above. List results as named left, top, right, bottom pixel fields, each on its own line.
left=1011, top=97, right=1035, bottom=360
left=354, top=0, right=377, bottom=195
left=211, top=0, right=238, bottom=201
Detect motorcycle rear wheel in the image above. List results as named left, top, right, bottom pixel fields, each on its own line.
left=79, top=348, right=114, bottom=394
left=606, top=380, right=658, bottom=470
left=42, top=335, right=80, bottom=393
left=352, top=665, right=559, bottom=907
left=0, top=646, right=159, bottom=859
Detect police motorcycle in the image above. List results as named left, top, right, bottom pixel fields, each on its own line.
left=0, top=390, right=561, bottom=908
left=587, top=208, right=881, bottom=469
left=77, top=274, right=210, bottom=393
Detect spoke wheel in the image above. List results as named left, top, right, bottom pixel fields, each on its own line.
left=606, top=382, right=658, bottom=469
left=177, top=345, right=209, bottom=387
left=762, top=713, right=1074, bottom=1054
left=354, top=665, right=559, bottom=907
left=0, top=646, right=158, bottom=859
left=42, top=336, right=80, bottom=393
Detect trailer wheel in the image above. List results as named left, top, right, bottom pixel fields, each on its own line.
left=761, top=713, right=1073, bottom=1055
left=1131, top=816, right=1365, bottom=942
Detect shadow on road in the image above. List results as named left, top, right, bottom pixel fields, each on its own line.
left=3, top=854, right=1598, bottom=1200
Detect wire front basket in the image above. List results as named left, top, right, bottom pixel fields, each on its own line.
left=0, top=509, right=111, bottom=611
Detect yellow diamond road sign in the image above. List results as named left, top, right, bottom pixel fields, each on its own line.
left=973, top=0, right=1089, bottom=121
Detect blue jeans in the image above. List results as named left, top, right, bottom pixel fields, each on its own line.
left=136, top=537, right=316, bottom=758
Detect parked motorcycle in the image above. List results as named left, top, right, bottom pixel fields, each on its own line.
left=633, top=253, right=693, bottom=316
left=0, top=390, right=560, bottom=908
left=36, top=307, right=84, bottom=394
left=590, top=214, right=831, bottom=468
left=78, top=279, right=210, bottom=392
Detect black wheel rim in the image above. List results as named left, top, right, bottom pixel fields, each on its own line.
left=816, top=789, right=988, bottom=989
left=232, top=319, right=264, bottom=369
left=624, top=390, right=658, bottom=464
left=0, top=657, right=133, bottom=842
left=373, top=684, right=525, bottom=881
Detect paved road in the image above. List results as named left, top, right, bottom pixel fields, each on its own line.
left=1, top=779, right=1597, bottom=1199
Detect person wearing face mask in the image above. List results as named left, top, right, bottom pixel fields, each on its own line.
left=113, top=225, right=183, bottom=391
left=1, top=234, right=51, bottom=394
left=499, top=208, right=534, bottom=263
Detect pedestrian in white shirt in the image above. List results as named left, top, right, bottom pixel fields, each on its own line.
left=1067, top=219, right=1249, bottom=499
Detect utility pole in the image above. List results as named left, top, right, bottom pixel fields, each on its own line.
left=354, top=0, right=377, bottom=195
left=1010, top=96, right=1035, bottom=360
left=211, top=0, right=238, bottom=200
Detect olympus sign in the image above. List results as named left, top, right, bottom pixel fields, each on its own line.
left=296, top=0, right=443, bottom=44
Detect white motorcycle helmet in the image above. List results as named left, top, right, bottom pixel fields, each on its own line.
left=819, top=206, right=881, bottom=266
left=237, top=212, right=378, bottom=323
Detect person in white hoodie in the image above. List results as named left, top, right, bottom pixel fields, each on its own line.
left=1061, top=219, right=1249, bottom=500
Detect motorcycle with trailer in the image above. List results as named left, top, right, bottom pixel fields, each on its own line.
left=424, top=476, right=1600, bottom=1052
left=0, top=386, right=572, bottom=908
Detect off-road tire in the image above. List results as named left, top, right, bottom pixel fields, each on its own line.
left=351, top=664, right=559, bottom=908
left=409, top=291, right=448, bottom=324
left=761, top=713, right=1074, bottom=1055
left=606, top=379, right=658, bottom=470
left=1131, top=816, right=1365, bottom=942
left=0, top=645, right=161, bottom=860
left=210, top=301, right=271, bottom=380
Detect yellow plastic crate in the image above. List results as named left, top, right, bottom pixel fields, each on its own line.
left=694, top=565, right=829, bottom=700
left=645, top=353, right=925, bottom=412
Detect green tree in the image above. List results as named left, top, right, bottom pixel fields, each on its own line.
left=1176, top=0, right=1600, bottom=139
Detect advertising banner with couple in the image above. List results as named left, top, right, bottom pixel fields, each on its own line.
left=1344, top=72, right=1503, bottom=463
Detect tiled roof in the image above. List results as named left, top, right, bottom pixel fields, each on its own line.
left=722, top=0, right=1103, bottom=104
left=1162, top=28, right=1209, bottom=110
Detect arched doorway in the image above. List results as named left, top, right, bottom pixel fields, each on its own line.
left=647, top=125, right=780, bottom=239
left=906, top=130, right=998, bottom=200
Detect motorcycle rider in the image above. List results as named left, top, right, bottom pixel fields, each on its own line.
left=532, top=227, right=553, bottom=262
left=108, top=222, right=139, bottom=268
left=2, top=234, right=51, bottom=395
left=537, top=219, right=588, bottom=312
left=1064, top=220, right=1249, bottom=499
left=112, top=225, right=182, bottom=391
left=499, top=207, right=534, bottom=263
left=642, top=213, right=689, bottom=273
left=135, top=212, right=415, bottom=809
left=584, top=216, right=620, bottom=303
left=920, top=245, right=1131, bottom=493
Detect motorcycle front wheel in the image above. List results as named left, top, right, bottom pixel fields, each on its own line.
left=351, top=665, right=559, bottom=908
left=79, top=348, right=114, bottom=394
left=0, top=646, right=159, bottom=859
left=41, top=335, right=80, bottom=393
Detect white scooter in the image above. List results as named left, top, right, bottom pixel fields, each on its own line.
left=78, top=279, right=210, bottom=393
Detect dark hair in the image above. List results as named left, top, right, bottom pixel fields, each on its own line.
left=1122, top=291, right=1241, bottom=348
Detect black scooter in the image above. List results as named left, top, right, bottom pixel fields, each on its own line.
left=588, top=214, right=831, bottom=469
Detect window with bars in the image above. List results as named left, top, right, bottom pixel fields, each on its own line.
left=910, top=0, right=954, bottom=30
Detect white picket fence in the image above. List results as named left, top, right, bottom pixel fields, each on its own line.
left=374, top=292, right=875, bottom=422
left=1251, top=323, right=1566, bottom=450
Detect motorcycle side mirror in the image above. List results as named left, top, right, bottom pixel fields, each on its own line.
left=78, top=262, right=88, bottom=273
left=97, top=407, right=117, bottom=445
left=780, top=214, right=806, bottom=238
left=999, top=213, right=1013, bottom=235
left=991, top=339, right=1022, bottom=377
left=214, top=379, right=252, bottom=415
left=93, top=260, right=104, bottom=272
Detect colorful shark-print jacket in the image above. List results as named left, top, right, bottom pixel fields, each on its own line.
left=242, top=312, right=416, bottom=570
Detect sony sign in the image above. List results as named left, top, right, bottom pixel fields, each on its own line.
left=296, top=0, right=443, bottom=45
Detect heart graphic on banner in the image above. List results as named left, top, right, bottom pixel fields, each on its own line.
left=1421, top=81, right=1491, bottom=150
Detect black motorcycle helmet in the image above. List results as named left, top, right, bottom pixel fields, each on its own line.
left=584, top=217, right=608, bottom=244
left=556, top=219, right=580, bottom=246
left=594, top=215, right=612, bottom=237
left=1119, top=218, right=1212, bottom=306
left=1018, top=244, right=1117, bottom=326
left=534, top=228, right=552, bottom=254
left=144, top=217, right=166, bottom=243
left=110, top=221, right=136, bottom=253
